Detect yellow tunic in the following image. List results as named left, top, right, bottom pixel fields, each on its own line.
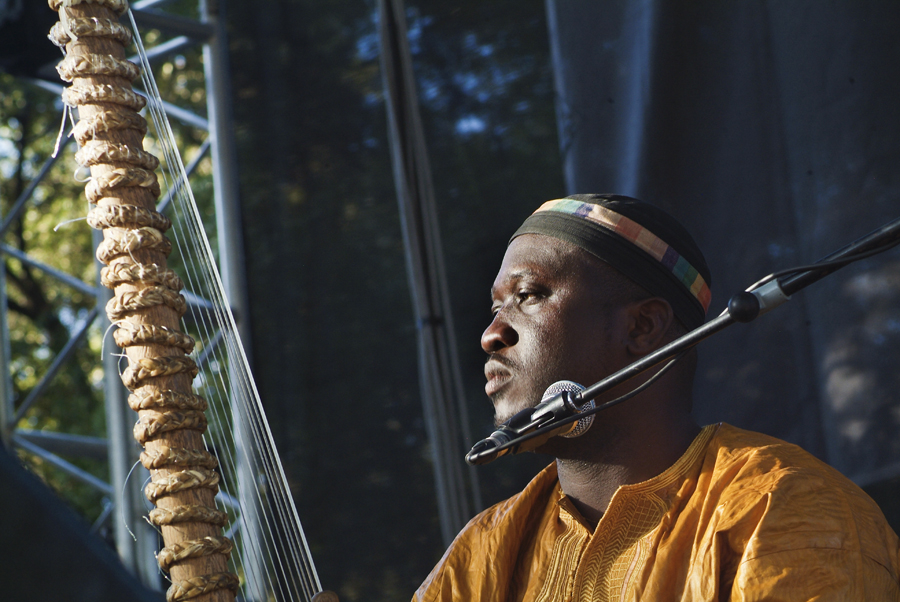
left=414, top=424, right=900, bottom=601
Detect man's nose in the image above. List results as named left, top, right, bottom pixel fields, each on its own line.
left=481, top=310, right=518, bottom=353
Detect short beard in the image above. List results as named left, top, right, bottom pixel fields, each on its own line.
left=492, top=399, right=533, bottom=427
left=491, top=378, right=554, bottom=427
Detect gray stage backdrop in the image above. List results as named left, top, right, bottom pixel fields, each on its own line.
left=545, top=0, right=900, bottom=485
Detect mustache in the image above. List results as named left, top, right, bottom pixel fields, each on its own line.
left=484, top=353, right=522, bottom=372
left=485, top=353, right=519, bottom=371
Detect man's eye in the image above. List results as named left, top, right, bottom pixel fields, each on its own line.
left=516, top=291, right=539, bottom=302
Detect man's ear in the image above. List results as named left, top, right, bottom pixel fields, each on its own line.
left=624, top=297, right=674, bottom=356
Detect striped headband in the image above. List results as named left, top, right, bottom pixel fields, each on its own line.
left=511, top=195, right=712, bottom=330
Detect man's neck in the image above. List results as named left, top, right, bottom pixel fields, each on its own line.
left=552, top=413, right=701, bottom=529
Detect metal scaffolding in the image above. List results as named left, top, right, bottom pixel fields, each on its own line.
left=0, top=0, right=248, bottom=587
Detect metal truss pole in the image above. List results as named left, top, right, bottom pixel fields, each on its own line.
left=201, top=0, right=252, bottom=351
left=0, top=198, right=15, bottom=449
left=200, top=2, right=267, bottom=596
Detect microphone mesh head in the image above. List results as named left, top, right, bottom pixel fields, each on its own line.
left=541, top=380, right=595, bottom=438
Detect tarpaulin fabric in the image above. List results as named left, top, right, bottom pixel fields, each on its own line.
left=545, top=0, right=900, bottom=486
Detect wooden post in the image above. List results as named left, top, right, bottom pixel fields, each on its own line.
left=48, top=2, right=237, bottom=600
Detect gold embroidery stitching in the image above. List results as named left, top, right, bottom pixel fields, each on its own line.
left=577, top=425, right=718, bottom=602
left=534, top=491, right=591, bottom=602
left=576, top=491, right=668, bottom=602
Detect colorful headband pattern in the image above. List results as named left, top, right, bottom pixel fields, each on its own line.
left=533, top=199, right=712, bottom=312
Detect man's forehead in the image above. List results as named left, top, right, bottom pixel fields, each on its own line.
left=505, top=233, right=581, bottom=260
left=492, top=235, right=611, bottom=292
left=505, top=234, right=614, bottom=271
left=499, top=235, right=577, bottom=273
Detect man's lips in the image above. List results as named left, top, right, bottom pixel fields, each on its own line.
left=484, top=358, right=514, bottom=397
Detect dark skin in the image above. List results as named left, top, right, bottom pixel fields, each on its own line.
left=482, top=234, right=700, bottom=528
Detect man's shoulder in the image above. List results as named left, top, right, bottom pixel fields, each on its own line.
left=416, top=461, right=560, bottom=592
left=705, top=423, right=876, bottom=503
left=466, top=461, right=560, bottom=533
left=700, top=423, right=898, bottom=566
left=709, top=423, right=861, bottom=486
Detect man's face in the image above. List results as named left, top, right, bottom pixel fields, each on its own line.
left=482, top=234, right=631, bottom=425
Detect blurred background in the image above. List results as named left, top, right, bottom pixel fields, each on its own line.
left=1, top=1, right=899, bottom=600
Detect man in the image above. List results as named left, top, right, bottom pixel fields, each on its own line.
left=413, top=194, right=900, bottom=601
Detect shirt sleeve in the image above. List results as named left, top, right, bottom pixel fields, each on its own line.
left=715, top=466, right=900, bottom=602
left=728, top=547, right=899, bottom=601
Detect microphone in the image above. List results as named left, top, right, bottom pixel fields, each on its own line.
left=465, top=380, right=595, bottom=465
left=537, top=381, right=595, bottom=439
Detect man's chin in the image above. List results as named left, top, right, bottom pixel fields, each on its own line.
left=492, top=400, right=534, bottom=427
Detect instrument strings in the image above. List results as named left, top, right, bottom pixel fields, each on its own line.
left=127, top=11, right=321, bottom=601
